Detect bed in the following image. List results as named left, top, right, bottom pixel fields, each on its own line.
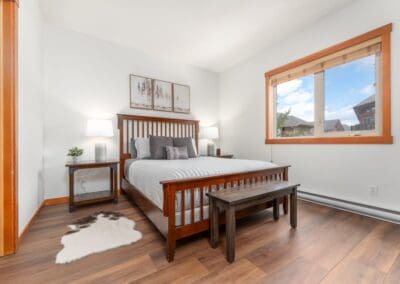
left=117, top=114, right=290, bottom=261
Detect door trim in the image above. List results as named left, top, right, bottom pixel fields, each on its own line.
left=0, top=0, right=18, bottom=256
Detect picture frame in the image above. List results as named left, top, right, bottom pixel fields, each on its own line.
left=130, top=74, right=153, bottom=110
left=153, top=79, right=173, bottom=112
left=173, top=83, right=190, bottom=113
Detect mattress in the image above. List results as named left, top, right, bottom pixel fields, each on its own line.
left=127, top=156, right=277, bottom=214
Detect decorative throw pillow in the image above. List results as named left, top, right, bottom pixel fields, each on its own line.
left=173, top=137, right=198, bottom=158
left=149, top=136, right=173, bottom=159
left=135, top=137, right=151, bottom=159
left=166, top=146, right=189, bottom=160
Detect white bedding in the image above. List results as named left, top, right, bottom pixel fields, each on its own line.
left=127, top=156, right=277, bottom=211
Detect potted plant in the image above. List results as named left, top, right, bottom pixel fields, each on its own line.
left=67, top=147, right=83, bottom=163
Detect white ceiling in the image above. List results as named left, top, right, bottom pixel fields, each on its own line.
left=39, top=0, right=355, bottom=72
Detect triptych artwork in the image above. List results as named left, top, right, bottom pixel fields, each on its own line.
left=130, top=74, right=190, bottom=113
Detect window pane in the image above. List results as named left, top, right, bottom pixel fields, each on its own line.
left=324, top=55, right=376, bottom=133
left=276, top=75, right=314, bottom=137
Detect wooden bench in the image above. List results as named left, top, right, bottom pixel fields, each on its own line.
left=206, top=181, right=299, bottom=263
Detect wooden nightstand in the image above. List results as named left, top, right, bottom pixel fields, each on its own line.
left=217, top=154, right=234, bottom=159
left=65, top=160, right=119, bottom=212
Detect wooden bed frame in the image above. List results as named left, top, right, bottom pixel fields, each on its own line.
left=117, top=114, right=290, bottom=261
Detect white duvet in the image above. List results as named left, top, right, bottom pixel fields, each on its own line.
left=128, top=156, right=277, bottom=210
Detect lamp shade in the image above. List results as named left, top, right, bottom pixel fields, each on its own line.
left=86, top=119, right=114, bottom=137
left=200, top=126, right=219, bottom=139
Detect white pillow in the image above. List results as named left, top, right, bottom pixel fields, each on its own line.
left=191, top=138, right=198, bottom=157
left=135, top=137, right=151, bottom=159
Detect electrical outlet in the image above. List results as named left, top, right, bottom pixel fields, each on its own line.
left=369, top=185, right=379, bottom=197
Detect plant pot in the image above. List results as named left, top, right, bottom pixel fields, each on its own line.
left=71, top=156, right=80, bottom=163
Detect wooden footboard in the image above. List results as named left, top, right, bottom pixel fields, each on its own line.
left=160, top=166, right=289, bottom=261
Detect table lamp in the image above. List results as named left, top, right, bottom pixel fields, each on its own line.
left=86, top=119, right=114, bottom=161
left=200, top=126, right=219, bottom=156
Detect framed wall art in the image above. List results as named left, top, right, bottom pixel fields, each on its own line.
left=130, top=75, right=153, bottom=110
left=173, top=83, right=190, bottom=113
left=153, top=79, right=173, bottom=112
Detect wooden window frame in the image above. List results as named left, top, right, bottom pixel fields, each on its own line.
left=265, top=24, right=393, bottom=144
left=1, top=0, right=18, bottom=256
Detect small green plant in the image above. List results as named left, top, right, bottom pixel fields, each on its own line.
left=67, top=147, right=83, bottom=157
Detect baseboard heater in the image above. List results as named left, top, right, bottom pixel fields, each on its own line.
left=298, top=190, right=400, bottom=224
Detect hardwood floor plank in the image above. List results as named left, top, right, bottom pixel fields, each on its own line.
left=195, top=258, right=266, bottom=283
left=321, top=257, right=386, bottom=284
left=349, top=223, right=400, bottom=273
left=134, top=257, right=208, bottom=283
left=322, top=222, right=400, bottom=284
left=301, top=211, right=377, bottom=270
left=384, top=255, right=400, bottom=283
left=246, top=202, right=337, bottom=275
left=71, top=254, right=157, bottom=283
left=258, top=256, right=328, bottom=284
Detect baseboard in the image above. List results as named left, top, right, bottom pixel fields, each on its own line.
left=18, top=200, right=44, bottom=244
left=18, top=189, right=121, bottom=244
left=43, top=196, right=69, bottom=206
left=298, top=190, right=400, bottom=224
left=18, top=196, right=68, bottom=244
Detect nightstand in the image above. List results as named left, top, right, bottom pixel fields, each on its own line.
left=217, top=154, right=234, bottom=159
left=65, top=160, right=119, bottom=212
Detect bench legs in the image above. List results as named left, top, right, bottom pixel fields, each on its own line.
left=210, top=199, right=219, bottom=248
left=290, top=189, right=297, bottom=228
left=273, top=198, right=280, bottom=220
left=210, top=200, right=236, bottom=263
left=283, top=195, right=289, bottom=214
left=226, top=206, right=236, bottom=263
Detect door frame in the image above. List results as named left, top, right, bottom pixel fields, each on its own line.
left=0, top=0, right=18, bottom=256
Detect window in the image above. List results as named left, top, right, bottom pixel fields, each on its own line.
left=265, top=24, right=392, bottom=144
left=276, top=75, right=314, bottom=137
left=324, top=55, right=377, bottom=134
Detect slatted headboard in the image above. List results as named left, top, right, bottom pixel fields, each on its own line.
left=117, top=114, right=199, bottom=179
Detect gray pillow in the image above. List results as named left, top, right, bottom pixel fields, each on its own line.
left=173, top=137, right=197, bottom=158
left=130, top=138, right=137, bottom=159
left=149, top=136, right=173, bottom=159
left=166, top=146, right=189, bottom=160
left=135, top=137, right=151, bottom=159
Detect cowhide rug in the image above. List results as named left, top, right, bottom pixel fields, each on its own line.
left=56, top=211, right=142, bottom=264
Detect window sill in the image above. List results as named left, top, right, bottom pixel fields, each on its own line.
left=265, top=135, right=393, bottom=144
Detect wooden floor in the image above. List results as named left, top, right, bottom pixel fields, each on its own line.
left=1, top=195, right=400, bottom=284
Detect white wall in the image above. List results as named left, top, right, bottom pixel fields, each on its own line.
left=43, top=24, right=220, bottom=199
left=220, top=0, right=400, bottom=211
left=18, top=0, right=44, bottom=234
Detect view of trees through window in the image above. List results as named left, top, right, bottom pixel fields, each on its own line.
left=276, top=55, right=376, bottom=137
left=276, top=75, right=314, bottom=137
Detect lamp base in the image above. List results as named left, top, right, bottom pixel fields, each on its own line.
left=207, top=143, right=215, bottom=156
left=95, top=143, right=107, bottom=162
